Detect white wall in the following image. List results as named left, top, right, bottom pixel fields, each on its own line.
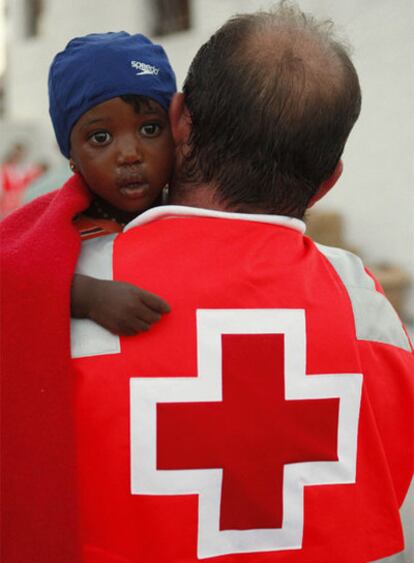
left=3, top=0, right=414, bottom=317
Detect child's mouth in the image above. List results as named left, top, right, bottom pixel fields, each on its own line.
left=119, top=182, right=149, bottom=198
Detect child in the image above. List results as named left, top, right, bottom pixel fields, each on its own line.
left=48, top=32, right=176, bottom=334
left=0, top=33, right=177, bottom=559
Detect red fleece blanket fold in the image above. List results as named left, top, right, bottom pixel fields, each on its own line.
left=1, top=175, right=91, bottom=563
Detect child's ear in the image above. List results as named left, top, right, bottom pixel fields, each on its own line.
left=69, top=158, right=78, bottom=173
left=169, top=92, right=191, bottom=146
left=307, top=160, right=343, bottom=208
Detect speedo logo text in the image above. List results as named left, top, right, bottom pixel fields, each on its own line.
left=131, top=60, right=160, bottom=76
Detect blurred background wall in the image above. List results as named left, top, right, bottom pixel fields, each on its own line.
left=0, top=0, right=413, bottom=321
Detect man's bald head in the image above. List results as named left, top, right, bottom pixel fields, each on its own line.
left=178, top=2, right=361, bottom=218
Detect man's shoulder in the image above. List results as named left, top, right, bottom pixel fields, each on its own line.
left=315, top=243, right=370, bottom=288
left=315, top=243, right=411, bottom=352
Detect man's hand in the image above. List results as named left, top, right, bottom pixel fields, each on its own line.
left=71, top=274, right=170, bottom=336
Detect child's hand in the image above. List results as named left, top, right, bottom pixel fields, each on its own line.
left=71, top=274, right=170, bottom=336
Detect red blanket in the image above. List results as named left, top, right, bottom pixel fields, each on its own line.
left=1, top=174, right=91, bottom=563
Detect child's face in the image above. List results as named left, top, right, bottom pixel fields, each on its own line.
left=70, top=97, right=174, bottom=213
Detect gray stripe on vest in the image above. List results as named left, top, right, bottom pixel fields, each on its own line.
left=316, top=244, right=411, bottom=351
left=371, top=551, right=406, bottom=562
left=71, top=234, right=121, bottom=358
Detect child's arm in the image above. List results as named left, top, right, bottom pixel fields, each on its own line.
left=71, top=273, right=170, bottom=336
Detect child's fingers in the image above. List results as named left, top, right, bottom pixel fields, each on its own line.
left=139, top=289, right=171, bottom=313
left=117, top=319, right=151, bottom=336
left=133, top=304, right=162, bottom=325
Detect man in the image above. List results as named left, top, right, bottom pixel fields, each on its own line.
left=2, top=4, right=412, bottom=563
left=71, top=5, right=413, bottom=562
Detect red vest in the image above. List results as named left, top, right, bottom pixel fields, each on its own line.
left=72, top=207, right=413, bottom=563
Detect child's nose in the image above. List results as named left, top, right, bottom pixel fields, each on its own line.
left=116, top=136, right=143, bottom=165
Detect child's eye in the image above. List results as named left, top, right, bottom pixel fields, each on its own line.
left=140, top=123, right=161, bottom=137
left=89, top=131, right=111, bottom=145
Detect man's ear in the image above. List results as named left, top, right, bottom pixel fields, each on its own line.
left=307, top=160, right=343, bottom=208
left=169, top=92, right=191, bottom=146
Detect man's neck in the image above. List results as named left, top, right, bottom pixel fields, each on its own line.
left=169, top=186, right=281, bottom=216
left=168, top=183, right=229, bottom=211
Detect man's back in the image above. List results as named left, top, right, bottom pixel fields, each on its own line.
left=72, top=206, right=413, bottom=563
